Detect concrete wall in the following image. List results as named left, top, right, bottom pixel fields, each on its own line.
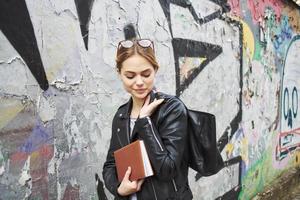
left=0, top=0, right=299, bottom=199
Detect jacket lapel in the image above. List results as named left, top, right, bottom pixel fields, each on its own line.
left=116, top=98, right=132, bottom=146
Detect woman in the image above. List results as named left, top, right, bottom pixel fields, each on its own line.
left=102, top=39, right=193, bottom=200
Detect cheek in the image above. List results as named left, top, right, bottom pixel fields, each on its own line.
left=121, top=78, right=134, bottom=89
left=145, top=75, right=155, bottom=85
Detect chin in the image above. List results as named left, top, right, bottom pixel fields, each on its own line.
left=133, top=91, right=149, bottom=99
left=134, top=94, right=147, bottom=100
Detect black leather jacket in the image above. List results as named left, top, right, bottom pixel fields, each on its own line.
left=102, top=91, right=193, bottom=200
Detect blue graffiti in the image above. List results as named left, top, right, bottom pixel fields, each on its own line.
left=19, top=119, right=52, bottom=153
left=283, top=87, right=298, bottom=128
left=273, top=16, right=293, bottom=50
left=282, top=134, right=294, bottom=146
left=292, top=86, right=298, bottom=118
left=283, top=87, right=289, bottom=119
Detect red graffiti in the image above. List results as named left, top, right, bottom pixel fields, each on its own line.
left=228, top=0, right=242, bottom=17
left=247, top=0, right=283, bottom=24
left=30, top=145, right=54, bottom=200
left=10, top=152, right=28, bottom=166
left=276, top=127, right=300, bottom=160
left=62, top=182, right=80, bottom=200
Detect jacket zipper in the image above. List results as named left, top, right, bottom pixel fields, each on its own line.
left=172, top=179, right=178, bottom=192
left=146, top=117, right=164, bottom=151
left=150, top=178, right=158, bottom=200
left=146, top=117, right=178, bottom=195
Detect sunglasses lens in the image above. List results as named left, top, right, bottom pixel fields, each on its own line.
left=120, top=40, right=134, bottom=48
left=138, top=39, right=152, bottom=48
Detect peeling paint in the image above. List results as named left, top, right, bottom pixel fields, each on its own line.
left=0, top=0, right=300, bottom=199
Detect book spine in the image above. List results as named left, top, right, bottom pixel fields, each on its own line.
left=138, top=141, right=146, bottom=179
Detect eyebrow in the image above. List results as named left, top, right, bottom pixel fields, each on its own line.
left=124, top=69, right=152, bottom=74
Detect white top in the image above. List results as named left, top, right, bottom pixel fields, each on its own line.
left=129, top=118, right=137, bottom=200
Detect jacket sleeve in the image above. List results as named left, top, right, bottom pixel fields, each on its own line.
left=102, top=115, right=127, bottom=199
left=134, top=97, right=188, bottom=181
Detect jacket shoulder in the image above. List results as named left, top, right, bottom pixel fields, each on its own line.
left=156, top=92, right=186, bottom=111
left=156, top=91, right=183, bottom=102
left=112, top=100, right=129, bottom=120
left=116, top=101, right=128, bottom=112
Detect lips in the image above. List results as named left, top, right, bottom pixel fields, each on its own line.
left=135, top=89, right=146, bottom=94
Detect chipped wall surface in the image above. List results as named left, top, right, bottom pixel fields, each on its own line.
left=0, top=0, right=299, bottom=199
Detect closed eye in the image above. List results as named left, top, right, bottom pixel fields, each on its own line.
left=126, top=75, right=134, bottom=79
left=142, top=73, right=151, bottom=77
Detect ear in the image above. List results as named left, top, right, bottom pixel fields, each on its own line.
left=116, top=68, right=122, bottom=79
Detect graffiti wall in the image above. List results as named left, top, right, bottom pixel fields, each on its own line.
left=0, top=0, right=299, bottom=199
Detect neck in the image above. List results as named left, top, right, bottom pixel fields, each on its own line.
left=131, top=97, right=145, bottom=118
left=132, top=97, right=144, bottom=110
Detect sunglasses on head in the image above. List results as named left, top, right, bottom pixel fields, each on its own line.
left=117, top=39, right=154, bottom=51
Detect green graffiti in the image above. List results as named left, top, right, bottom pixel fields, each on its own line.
left=238, top=142, right=292, bottom=199
left=239, top=155, right=265, bottom=200
left=253, top=41, right=262, bottom=61
left=0, top=148, right=9, bottom=167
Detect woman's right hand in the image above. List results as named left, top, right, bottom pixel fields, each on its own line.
left=117, top=167, right=144, bottom=196
left=139, top=95, right=164, bottom=118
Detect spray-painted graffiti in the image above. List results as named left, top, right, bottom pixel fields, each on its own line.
left=228, top=0, right=241, bottom=16
left=156, top=0, right=245, bottom=199
left=272, top=16, right=293, bottom=50
left=277, top=35, right=300, bottom=160
left=283, top=87, right=298, bottom=128
left=0, top=100, right=54, bottom=199
left=1, top=0, right=300, bottom=200
left=74, top=0, right=95, bottom=50
left=227, top=0, right=300, bottom=199
left=247, top=0, right=283, bottom=24
left=0, top=0, right=49, bottom=91
left=0, top=0, right=107, bottom=199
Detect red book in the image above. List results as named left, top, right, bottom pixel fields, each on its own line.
left=114, top=140, right=154, bottom=182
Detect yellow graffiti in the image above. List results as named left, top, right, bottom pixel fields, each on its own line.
left=30, top=150, right=41, bottom=170
left=225, top=143, right=234, bottom=156
left=229, top=17, right=255, bottom=59
left=294, top=151, right=300, bottom=167
left=241, top=138, right=249, bottom=165
left=0, top=99, right=25, bottom=130
left=283, top=4, right=300, bottom=33
left=242, top=20, right=255, bottom=59
left=180, top=57, right=207, bottom=80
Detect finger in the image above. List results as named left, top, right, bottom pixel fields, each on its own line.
left=136, top=179, right=145, bottom=191
left=145, top=99, right=164, bottom=115
left=156, top=99, right=164, bottom=105
left=123, top=166, right=131, bottom=181
left=143, top=94, right=150, bottom=106
left=129, top=180, right=139, bottom=192
left=149, top=99, right=164, bottom=109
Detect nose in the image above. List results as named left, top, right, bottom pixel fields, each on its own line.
left=135, top=75, right=144, bottom=86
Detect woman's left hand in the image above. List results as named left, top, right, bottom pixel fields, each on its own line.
left=139, top=95, right=164, bottom=118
